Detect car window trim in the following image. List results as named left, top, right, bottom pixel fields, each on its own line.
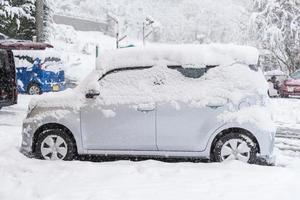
left=167, top=65, right=218, bottom=78
left=98, top=66, right=153, bottom=81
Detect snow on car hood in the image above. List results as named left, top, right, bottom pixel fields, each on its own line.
left=28, top=70, right=101, bottom=110
left=96, top=44, right=259, bottom=73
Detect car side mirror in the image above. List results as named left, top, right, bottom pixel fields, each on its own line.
left=85, top=89, right=100, bottom=99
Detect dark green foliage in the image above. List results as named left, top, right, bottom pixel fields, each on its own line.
left=0, top=0, right=36, bottom=40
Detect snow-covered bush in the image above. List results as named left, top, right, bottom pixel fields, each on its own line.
left=249, top=0, right=300, bottom=74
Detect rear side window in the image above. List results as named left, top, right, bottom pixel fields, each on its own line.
left=167, top=65, right=216, bottom=78
left=291, top=71, right=300, bottom=79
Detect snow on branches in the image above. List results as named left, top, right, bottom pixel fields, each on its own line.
left=0, top=0, right=36, bottom=39
left=249, top=0, right=300, bottom=73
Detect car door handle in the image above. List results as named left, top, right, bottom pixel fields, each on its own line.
left=136, top=104, right=155, bottom=113
left=206, top=104, right=223, bottom=109
left=137, top=107, right=155, bottom=112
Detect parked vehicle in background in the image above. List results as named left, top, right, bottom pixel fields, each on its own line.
left=21, top=44, right=276, bottom=165
left=0, top=49, right=17, bottom=110
left=280, top=70, right=300, bottom=98
left=14, top=51, right=65, bottom=95
left=0, top=40, right=53, bottom=109
left=264, top=70, right=287, bottom=97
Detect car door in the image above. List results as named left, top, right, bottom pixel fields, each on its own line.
left=80, top=67, right=158, bottom=151
left=156, top=66, right=225, bottom=152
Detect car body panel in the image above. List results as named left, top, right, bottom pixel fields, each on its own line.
left=21, top=108, right=84, bottom=155
left=80, top=101, right=157, bottom=151
left=156, top=102, right=224, bottom=151
left=21, top=100, right=275, bottom=163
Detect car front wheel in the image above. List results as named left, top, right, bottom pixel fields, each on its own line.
left=212, top=132, right=258, bottom=163
left=27, top=83, right=42, bottom=95
left=35, top=129, right=76, bottom=161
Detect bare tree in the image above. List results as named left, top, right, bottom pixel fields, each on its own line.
left=249, top=0, right=300, bottom=74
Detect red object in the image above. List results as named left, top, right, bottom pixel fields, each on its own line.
left=280, top=79, right=300, bottom=97
left=0, top=40, right=53, bottom=50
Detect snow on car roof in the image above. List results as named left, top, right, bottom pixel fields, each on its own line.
left=96, top=44, right=259, bottom=72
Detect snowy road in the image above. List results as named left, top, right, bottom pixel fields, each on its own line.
left=0, top=96, right=300, bottom=200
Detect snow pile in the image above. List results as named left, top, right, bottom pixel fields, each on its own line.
left=271, top=98, right=300, bottom=129
left=28, top=88, right=85, bottom=110
left=96, top=44, right=259, bottom=72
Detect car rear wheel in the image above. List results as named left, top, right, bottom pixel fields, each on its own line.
left=35, top=129, right=76, bottom=161
left=27, top=83, right=42, bottom=95
left=212, top=132, right=258, bottom=163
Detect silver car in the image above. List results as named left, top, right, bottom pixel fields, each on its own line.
left=21, top=46, right=276, bottom=164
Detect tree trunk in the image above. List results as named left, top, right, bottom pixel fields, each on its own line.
left=36, top=0, right=44, bottom=42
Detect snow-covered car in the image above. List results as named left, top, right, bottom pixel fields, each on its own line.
left=21, top=44, right=276, bottom=164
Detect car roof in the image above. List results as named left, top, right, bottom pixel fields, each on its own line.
left=96, top=44, right=259, bottom=73
left=0, top=40, right=53, bottom=50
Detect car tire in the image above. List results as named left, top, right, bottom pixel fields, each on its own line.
left=35, top=129, right=76, bottom=161
left=212, top=132, right=259, bottom=164
left=27, top=83, right=42, bottom=95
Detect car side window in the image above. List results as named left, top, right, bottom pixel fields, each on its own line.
left=167, top=65, right=215, bottom=79
left=291, top=71, right=300, bottom=79
left=98, top=66, right=158, bottom=104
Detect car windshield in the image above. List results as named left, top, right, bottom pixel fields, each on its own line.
left=291, top=71, right=300, bottom=79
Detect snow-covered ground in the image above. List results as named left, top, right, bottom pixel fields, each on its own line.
left=0, top=95, right=300, bottom=200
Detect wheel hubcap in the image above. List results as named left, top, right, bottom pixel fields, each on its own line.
left=220, top=139, right=251, bottom=162
left=29, top=85, right=40, bottom=95
left=41, top=135, right=68, bottom=160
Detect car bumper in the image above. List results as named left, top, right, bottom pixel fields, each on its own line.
left=256, top=154, right=276, bottom=166
left=254, top=127, right=276, bottom=165
left=41, top=82, right=65, bottom=93
left=280, top=86, right=300, bottom=96
left=20, top=120, right=36, bottom=157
